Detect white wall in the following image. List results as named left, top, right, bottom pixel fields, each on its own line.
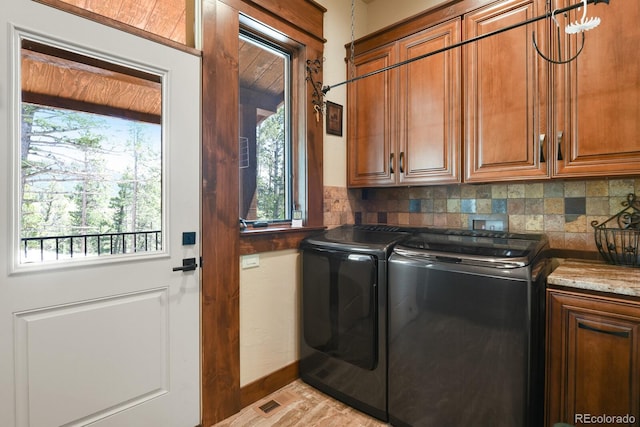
left=366, top=0, right=448, bottom=33
left=318, top=0, right=369, bottom=188
left=239, top=250, right=300, bottom=386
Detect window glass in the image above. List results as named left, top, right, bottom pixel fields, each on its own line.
left=238, top=33, right=291, bottom=223
left=19, top=40, right=163, bottom=264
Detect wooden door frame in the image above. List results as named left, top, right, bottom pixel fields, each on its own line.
left=200, top=1, right=325, bottom=425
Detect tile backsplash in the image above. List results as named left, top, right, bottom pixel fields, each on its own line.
left=323, top=178, right=640, bottom=251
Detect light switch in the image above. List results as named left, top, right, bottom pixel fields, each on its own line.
left=241, top=254, right=260, bottom=269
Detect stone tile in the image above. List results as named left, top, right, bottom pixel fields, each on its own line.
left=396, top=212, right=410, bottom=225
left=410, top=213, right=433, bottom=226
left=395, top=199, right=410, bottom=212
left=421, top=199, right=434, bottom=213
left=525, top=198, right=544, bottom=214
left=564, top=181, right=586, bottom=197
left=586, top=179, right=609, bottom=197
left=433, top=186, right=448, bottom=199
left=525, top=215, right=544, bottom=231
left=544, top=214, right=565, bottom=232
left=609, top=179, right=635, bottom=197
left=476, top=199, right=492, bottom=214
left=447, top=199, right=461, bottom=213
left=433, top=199, right=447, bottom=213
left=409, top=187, right=433, bottom=199
left=492, top=184, right=508, bottom=199
left=492, top=199, right=507, bottom=214
left=564, top=197, right=586, bottom=215
left=446, top=213, right=462, bottom=228
left=447, top=185, right=461, bottom=198
left=507, top=199, right=525, bottom=215
left=564, top=214, right=587, bottom=233
left=543, top=181, right=564, bottom=198
left=433, top=213, right=447, bottom=227
left=586, top=197, right=610, bottom=216
left=565, top=233, right=589, bottom=250
left=460, top=214, right=470, bottom=229
left=476, top=185, right=493, bottom=199
left=377, top=212, right=387, bottom=224
left=509, top=215, right=526, bottom=232
left=461, top=185, right=477, bottom=199
left=546, top=231, right=565, bottom=249
left=354, top=211, right=362, bottom=225
left=609, top=196, right=629, bottom=215
left=507, top=183, right=525, bottom=198
left=387, top=212, right=399, bottom=225
left=365, top=212, right=378, bottom=224
left=409, top=199, right=421, bottom=213
left=461, top=199, right=477, bottom=214
left=544, top=198, right=564, bottom=214
left=525, top=183, right=544, bottom=198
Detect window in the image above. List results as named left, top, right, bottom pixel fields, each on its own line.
left=238, top=32, right=292, bottom=224
left=18, top=39, right=163, bottom=264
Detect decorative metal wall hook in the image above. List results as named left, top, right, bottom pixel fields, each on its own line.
left=306, top=58, right=326, bottom=120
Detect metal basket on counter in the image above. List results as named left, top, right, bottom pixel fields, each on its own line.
left=591, top=193, right=640, bottom=267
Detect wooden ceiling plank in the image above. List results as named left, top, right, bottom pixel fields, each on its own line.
left=84, top=0, right=125, bottom=19
left=145, top=0, right=186, bottom=44
left=115, top=0, right=157, bottom=28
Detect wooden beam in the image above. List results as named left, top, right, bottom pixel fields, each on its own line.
left=201, top=1, right=241, bottom=425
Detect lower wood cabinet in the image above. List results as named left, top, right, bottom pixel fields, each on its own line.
left=546, top=289, right=640, bottom=427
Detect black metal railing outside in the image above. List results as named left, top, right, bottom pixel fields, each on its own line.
left=21, top=230, right=162, bottom=262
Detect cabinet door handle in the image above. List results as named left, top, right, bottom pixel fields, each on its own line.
left=539, top=134, right=546, bottom=163
left=390, top=153, right=395, bottom=174
left=578, top=321, right=630, bottom=338
left=557, top=131, right=563, bottom=161
left=399, top=152, right=405, bottom=174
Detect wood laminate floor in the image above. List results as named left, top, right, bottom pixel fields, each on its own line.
left=212, top=380, right=389, bottom=427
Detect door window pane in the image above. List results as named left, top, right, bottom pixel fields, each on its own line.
left=19, top=39, right=163, bottom=264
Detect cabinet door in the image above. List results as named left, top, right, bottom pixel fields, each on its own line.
left=464, top=0, right=549, bottom=183
left=553, top=0, right=640, bottom=177
left=347, top=45, right=397, bottom=187
left=397, top=19, right=461, bottom=185
left=546, top=290, right=640, bottom=426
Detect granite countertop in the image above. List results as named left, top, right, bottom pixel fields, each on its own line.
left=547, top=260, right=640, bottom=297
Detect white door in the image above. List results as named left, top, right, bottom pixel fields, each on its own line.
left=0, top=1, right=201, bottom=426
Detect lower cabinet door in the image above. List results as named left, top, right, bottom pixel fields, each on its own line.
left=546, top=290, right=640, bottom=426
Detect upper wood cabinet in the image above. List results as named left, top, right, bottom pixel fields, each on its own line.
left=546, top=289, right=640, bottom=426
left=552, top=0, right=640, bottom=177
left=347, top=19, right=462, bottom=187
left=464, top=0, right=549, bottom=182
left=348, top=44, right=397, bottom=187
left=346, top=0, right=640, bottom=187
left=398, top=20, right=461, bottom=185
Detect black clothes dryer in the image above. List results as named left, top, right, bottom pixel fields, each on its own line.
left=299, top=225, right=408, bottom=421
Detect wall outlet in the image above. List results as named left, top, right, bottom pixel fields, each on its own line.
left=241, top=254, right=260, bottom=269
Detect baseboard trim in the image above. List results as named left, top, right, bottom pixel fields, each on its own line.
left=239, top=361, right=299, bottom=408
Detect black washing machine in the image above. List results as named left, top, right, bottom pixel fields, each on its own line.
left=388, top=229, right=551, bottom=427
left=299, top=224, right=408, bottom=421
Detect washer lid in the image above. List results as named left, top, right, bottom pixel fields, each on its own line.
left=394, top=229, right=548, bottom=268
left=301, top=224, right=409, bottom=255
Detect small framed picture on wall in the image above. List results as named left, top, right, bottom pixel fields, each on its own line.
left=326, top=101, right=343, bottom=136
